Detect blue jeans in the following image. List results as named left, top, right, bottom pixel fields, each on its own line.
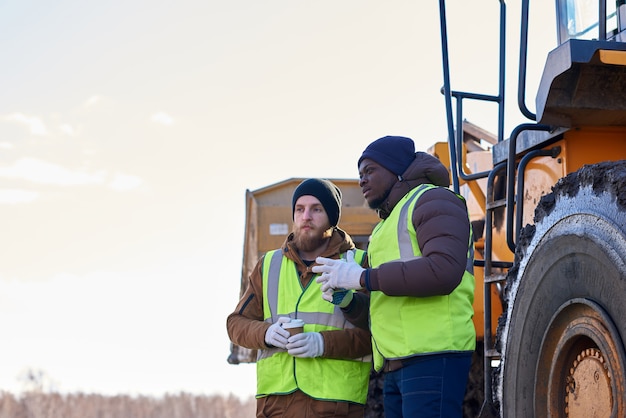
left=383, top=352, right=472, bottom=418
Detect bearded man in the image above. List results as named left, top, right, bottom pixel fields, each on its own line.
left=226, top=178, right=372, bottom=418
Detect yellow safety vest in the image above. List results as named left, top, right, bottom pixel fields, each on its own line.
left=256, top=249, right=371, bottom=404
left=367, top=184, right=476, bottom=372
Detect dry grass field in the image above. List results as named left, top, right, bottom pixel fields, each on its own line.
left=0, top=391, right=255, bottom=418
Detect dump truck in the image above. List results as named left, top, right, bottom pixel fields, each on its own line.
left=437, top=0, right=626, bottom=416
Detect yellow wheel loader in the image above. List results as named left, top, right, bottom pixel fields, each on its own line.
left=438, top=0, right=626, bottom=416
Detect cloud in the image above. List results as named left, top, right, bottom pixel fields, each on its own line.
left=0, top=158, right=105, bottom=186
left=4, top=113, right=48, bottom=136
left=59, top=124, right=75, bottom=136
left=108, top=173, right=143, bottom=191
left=0, top=158, right=144, bottom=193
left=0, top=189, right=39, bottom=204
left=150, top=112, right=174, bottom=126
left=84, top=96, right=101, bottom=107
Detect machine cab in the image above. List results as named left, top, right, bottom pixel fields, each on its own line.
left=557, top=0, right=626, bottom=43
left=535, top=0, right=626, bottom=126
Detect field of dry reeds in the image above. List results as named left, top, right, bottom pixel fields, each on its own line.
left=0, top=391, right=255, bottom=418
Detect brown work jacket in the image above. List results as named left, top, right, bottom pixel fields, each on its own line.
left=345, top=151, right=472, bottom=329
left=227, top=227, right=372, bottom=361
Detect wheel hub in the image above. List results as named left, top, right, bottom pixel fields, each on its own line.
left=565, top=348, right=612, bottom=417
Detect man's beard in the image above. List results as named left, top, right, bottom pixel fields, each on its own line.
left=368, top=188, right=391, bottom=210
left=293, top=225, right=332, bottom=253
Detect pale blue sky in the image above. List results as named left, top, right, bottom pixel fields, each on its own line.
left=0, top=0, right=555, bottom=399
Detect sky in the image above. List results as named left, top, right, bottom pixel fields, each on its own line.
left=0, top=0, right=556, bottom=400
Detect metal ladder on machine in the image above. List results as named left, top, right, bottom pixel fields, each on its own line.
left=438, top=1, right=558, bottom=415
left=437, top=0, right=511, bottom=415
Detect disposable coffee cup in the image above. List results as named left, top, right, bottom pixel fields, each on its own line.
left=283, top=319, right=305, bottom=336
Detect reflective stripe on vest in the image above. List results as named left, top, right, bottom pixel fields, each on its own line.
left=256, top=249, right=371, bottom=404
left=368, top=184, right=476, bottom=372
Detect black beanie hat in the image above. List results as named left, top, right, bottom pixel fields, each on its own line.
left=358, top=135, right=416, bottom=176
left=292, top=178, right=342, bottom=227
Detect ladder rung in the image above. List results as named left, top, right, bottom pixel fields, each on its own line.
left=485, top=273, right=507, bottom=283
left=485, top=349, right=501, bottom=358
left=486, top=198, right=507, bottom=209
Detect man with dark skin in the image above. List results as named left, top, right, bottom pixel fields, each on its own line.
left=314, top=136, right=475, bottom=418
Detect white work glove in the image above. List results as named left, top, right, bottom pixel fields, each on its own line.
left=264, top=317, right=291, bottom=349
left=322, top=288, right=354, bottom=308
left=286, top=332, right=324, bottom=358
left=313, top=251, right=364, bottom=292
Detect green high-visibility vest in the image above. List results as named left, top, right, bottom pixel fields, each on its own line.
left=367, top=184, right=476, bottom=372
left=256, top=249, right=371, bottom=404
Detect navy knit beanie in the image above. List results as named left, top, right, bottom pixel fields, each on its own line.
left=358, top=135, right=416, bottom=176
left=292, top=178, right=342, bottom=227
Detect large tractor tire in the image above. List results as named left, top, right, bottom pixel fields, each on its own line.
left=496, top=161, right=626, bottom=417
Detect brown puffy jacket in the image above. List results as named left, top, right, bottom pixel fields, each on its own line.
left=226, top=227, right=372, bottom=360
left=345, top=151, right=472, bottom=327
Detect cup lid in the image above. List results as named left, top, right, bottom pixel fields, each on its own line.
left=282, top=319, right=305, bottom=328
